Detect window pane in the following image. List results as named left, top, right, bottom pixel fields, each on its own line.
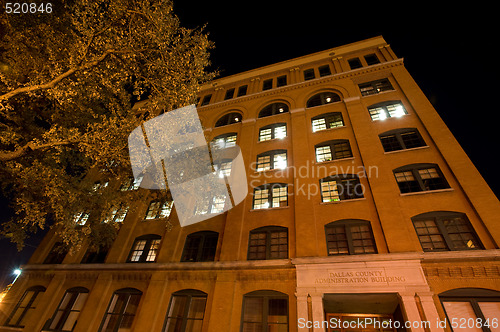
left=380, top=134, right=402, bottom=152
left=259, top=128, right=272, bottom=141
left=145, top=239, right=161, bottom=262
left=400, top=131, right=425, bottom=149
left=253, top=188, right=269, bottom=210
left=478, top=302, right=500, bottom=332
left=332, top=141, right=352, bottom=159
left=274, top=125, right=286, bottom=139
left=413, top=220, right=447, bottom=251
left=312, top=118, right=326, bottom=132
left=321, top=180, right=339, bottom=202
left=443, top=217, right=480, bottom=250
left=129, top=240, right=146, bottom=261
left=386, top=103, right=407, bottom=117
left=326, top=226, right=349, bottom=255
left=187, top=297, right=207, bottom=319
left=442, top=302, right=482, bottom=331
left=316, top=146, right=332, bottom=162
left=257, top=155, right=271, bottom=172
left=273, top=153, right=287, bottom=170
left=185, top=319, right=204, bottom=332
left=243, top=297, right=263, bottom=323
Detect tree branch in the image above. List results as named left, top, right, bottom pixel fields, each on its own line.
left=0, top=140, right=77, bottom=162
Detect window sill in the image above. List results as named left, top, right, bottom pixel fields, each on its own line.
left=383, top=145, right=429, bottom=154
left=257, top=137, right=288, bottom=144
left=253, top=167, right=288, bottom=175
left=361, top=89, right=396, bottom=98
left=320, top=197, right=366, bottom=205
left=311, top=125, right=346, bottom=134
left=400, top=188, right=454, bottom=196
left=250, top=206, right=289, bottom=212
left=314, top=157, right=354, bottom=165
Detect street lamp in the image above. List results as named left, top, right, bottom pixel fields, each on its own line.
left=13, top=268, right=21, bottom=283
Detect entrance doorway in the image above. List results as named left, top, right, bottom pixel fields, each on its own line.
left=326, top=313, right=397, bottom=332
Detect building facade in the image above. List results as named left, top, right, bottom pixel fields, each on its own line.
left=1, top=36, right=500, bottom=332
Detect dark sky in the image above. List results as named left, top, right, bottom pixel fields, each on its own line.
left=1, top=2, right=498, bottom=288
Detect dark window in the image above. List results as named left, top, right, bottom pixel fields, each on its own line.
left=5, top=286, right=46, bottom=327
left=181, top=231, right=219, bottom=262
left=98, top=288, right=142, bottom=332
left=248, top=227, right=288, bottom=260
left=237, top=85, right=248, bottom=97
left=379, top=128, right=426, bottom=152
left=253, top=183, right=288, bottom=209
left=145, top=199, right=173, bottom=220
left=200, top=94, right=211, bottom=106
left=262, top=79, right=273, bottom=91
left=359, top=79, right=394, bottom=96
left=44, top=242, right=68, bottom=264
left=315, top=139, right=352, bottom=163
left=368, top=101, right=407, bottom=120
left=45, top=287, right=89, bottom=331
left=364, top=54, right=380, bottom=65
left=440, top=288, right=500, bottom=331
left=215, top=112, right=242, bottom=127
left=412, top=212, right=482, bottom=252
left=241, top=290, right=288, bottom=332
left=211, top=133, right=237, bottom=149
left=318, top=65, right=331, bottom=77
left=303, top=68, right=315, bottom=81
left=81, top=245, right=109, bottom=264
left=256, top=150, right=287, bottom=172
left=393, top=163, right=449, bottom=193
left=163, top=290, right=207, bottom=332
left=224, top=88, right=235, bottom=100
left=258, top=123, right=287, bottom=142
left=276, top=75, right=287, bottom=87
left=311, top=112, right=344, bottom=132
left=320, top=174, right=364, bottom=202
left=127, top=234, right=161, bottom=263
left=306, top=92, right=341, bottom=108
left=325, top=220, right=377, bottom=255
left=348, top=58, right=363, bottom=69
left=258, top=103, right=289, bottom=118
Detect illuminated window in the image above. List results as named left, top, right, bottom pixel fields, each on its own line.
left=393, top=163, right=449, bottom=193
left=258, top=123, right=286, bottom=141
left=105, top=204, right=129, bottom=223
left=359, top=79, right=394, bottom=96
left=325, top=220, right=377, bottom=255
left=248, top=227, right=288, bottom=260
left=127, top=234, right=162, bottom=262
left=215, top=112, right=242, bottom=127
left=311, top=112, right=344, bottom=132
left=320, top=175, right=364, bottom=202
left=241, top=290, right=288, bottom=332
left=145, top=199, right=173, bottom=220
left=120, top=174, right=144, bottom=191
left=315, top=140, right=352, bottom=162
left=306, top=92, right=341, bottom=108
left=412, top=212, right=482, bottom=252
left=379, top=128, right=426, bottom=152
left=98, top=288, right=142, bottom=332
left=163, top=290, right=207, bottom=332
left=258, top=103, right=289, bottom=118
left=46, top=287, right=89, bottom=331
left=5, top=286, right=46, bottom=328
left=211, top=133, right=237, bottom=149
left=256, top=150, right=287, bottom=172
left=253, top=183, right=288, bottom=209
left=368, top=101, right=407, bottom=121
left=73, top=211, right=90, bottom=226
left=181, top=231, right=218, bottom=262
left=214, top=159, right=232, bottom=178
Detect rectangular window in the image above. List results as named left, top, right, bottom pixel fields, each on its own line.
left=326, top=221, right=376, bottom=255
left=224, top=88, right=235, bottom=100
left=99, top=291, right=142, bottom=332
left=253, top=188, right=270, bottom=209
left=326, top=226, right=349, bottom=255
left=145, top=200, right=173, bottom=219
left=272, top=186, right=287, bottom=207
left=253, top=184, right=288, bottom=209
left=256, top=155, right=271, bottom=172
left=129, top=240, right=147, bottom=262
left=318, top=65, right=331, bottom=77
left=248, top=228, right=288, bottom=260
left=364, top=54, right=380, bottom=65
left=312, top=113, right=344, bottom=132
left=348, top=58, right=363, bottom=70
left=321, top=180, right=340, bottom=202
left=359, top=78, right=394, bottom=96
left=48, top=289, right=88, bottom=331
left=242, top=295, right=288, bottom=331
left=237, top=85, right=248, bottom=97
left=164, top=293, right=207, bottom=332
left=414, top=219, right=448, bottom=251
left=200, top=94, right=211, bottom=106
left=259, top=128, right=272, bottom=142
left=380, top=134, right=402, bottom=152
left=6, top=287, right=45, bottom=327
left=316, top=146, right=332, bottom=163
left=276, top=75, right=287, bottom=87
left=262, top=79, right=273, bottom=91
left=303, top=68, right=315, bottom=81
left=320, top=176, right=363, bottom=202
left=316, top=140, right=352, bottom=162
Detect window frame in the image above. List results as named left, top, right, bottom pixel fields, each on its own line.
left=364, top=53, right=380, bottom=65
left=98, top=288, right=142, bottom=332
left=255, top=150, right=287, bottom=172
left=211, top=133, right=237, bottom=149
left=379, top=128, right=426, bottom=152
left=144, top=199, right=173, bottom=220
left=181, top=231, right=219, bottom=262
left=276, top=75, right=287, bottom=87
left=320, top=174, right=364, bottom=202
left=315, top=139, right=353, bottom=163
left=44, top=242, right=68, bottom=264
left=162, top=289, right=208, bottom=332
left=368, top=101, right=407, bottom=121
left=247, top=226, right=289, bottom=260
left=359, top=78, right=394, bottom=96
left=303, top=68, right=315, bottom=81
left=252, top=183, right=288, bottom=210
left=258, top=103, right=289, bottom=118
left=306, top=92, right=341, bottom=108
left=311, top=112, right=344, bottom=132
left=5, top=286, right=46, bottom=328
left=318, top=65, right=332, bottom=77
left=324, top=219, right=377, bottom=256
left=262, top=79, right=273, bottom=91
left=214, top=112, right=242, bottom=127
left=241, top=290, right=289, bottom=332
left=237, top=85, right=248, bottom=97
left=393, top=163, right=450, bottom=194
left=258, top=123, right=287, bottom=142
left=224, top=88, right=235, bottom=100
left=348, top=57, right=363, bottom=70
left=45, top=287, right=89, bottom=332
left=411, top=211, right=483, bottom=252
left=200, top=94, right=211, bottom=106
left=127, top=234, right=162, bottom=263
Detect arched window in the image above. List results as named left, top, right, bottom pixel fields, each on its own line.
left=163, top=289, right=208, bottom=332
left=252, top=183, right=288, bottom=209
left=311, top=112, right=344, bottom=132
left=248, top=226, right=288, bottom=260
left=99, top=288, right=142, bottom=332
left=440, top=288, right=500, bottom=329
left=5, top=286, right=46, bottom=327
left=315, top=139, right=352, bottom=162
left=306, top=92, right=341, bottom=108
left=411, top=211, right=482, bottom=252
left=379, top=128, right=426, bottom=152
left=258, top=103, right=289, bottom=118
left=325, top=220, right=376, bottom=255
left=256, top=150, right=287, bottom=171
left=45, top=287, right=89, bottom=331
left=215, top=112, right=242, bottom=127
left=320, top=174, right=363, bottom=202
left=181, top=231, right=219, bottom=262
left=393, top=163, right=449, bottom=193
left=127, top=234, right=162, bottom=263
left=241, top=290, right=288, bottom=332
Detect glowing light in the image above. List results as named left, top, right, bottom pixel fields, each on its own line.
left=393, top=105, right=405, bottom=117
left=378, top=112, right=387, bottom=120
left=278, top=108, right=284, bottom=113
left=326, top=97, right=331, bottom=103
left=13, top=269, right=21, bottom=276
left=275, top=156, right=287, bottom=169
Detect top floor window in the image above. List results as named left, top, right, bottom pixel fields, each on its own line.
left=224, top=88, right=235, bottom=100
left=262, top=79, right=273, bottom=91
left=145, top=199, right=173, bottom=220
left=306, top=92, right=341, bottom=108
left=364, top=54, right=380, bottom=65
left=368, top=101, right=407, bottom=121
left=318, top=65, right=331, bottom=77
left=277, top=75, right=287, bottom=87
left=258, top=103, right=289, bottom=118
left=215, top=112, right=242, bottom=127
left=348, top=58, right=363, bottom=70
left=359, top=78, right=394, bottom=96
left=200, top=94, right=212, bottom=106
left=237, top=85, right=248, bottom=97
left=303, top=68, right=315, bottom=81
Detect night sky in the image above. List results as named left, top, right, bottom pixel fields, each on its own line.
left=1, top=2, right=498, bottom=288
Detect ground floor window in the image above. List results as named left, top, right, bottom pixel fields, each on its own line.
left=241, top=290, right=288, bottom=332
left=163, top=289, right=207, bottom=332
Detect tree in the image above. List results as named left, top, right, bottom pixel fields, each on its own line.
left=0, top=0, right=215, bottom=251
